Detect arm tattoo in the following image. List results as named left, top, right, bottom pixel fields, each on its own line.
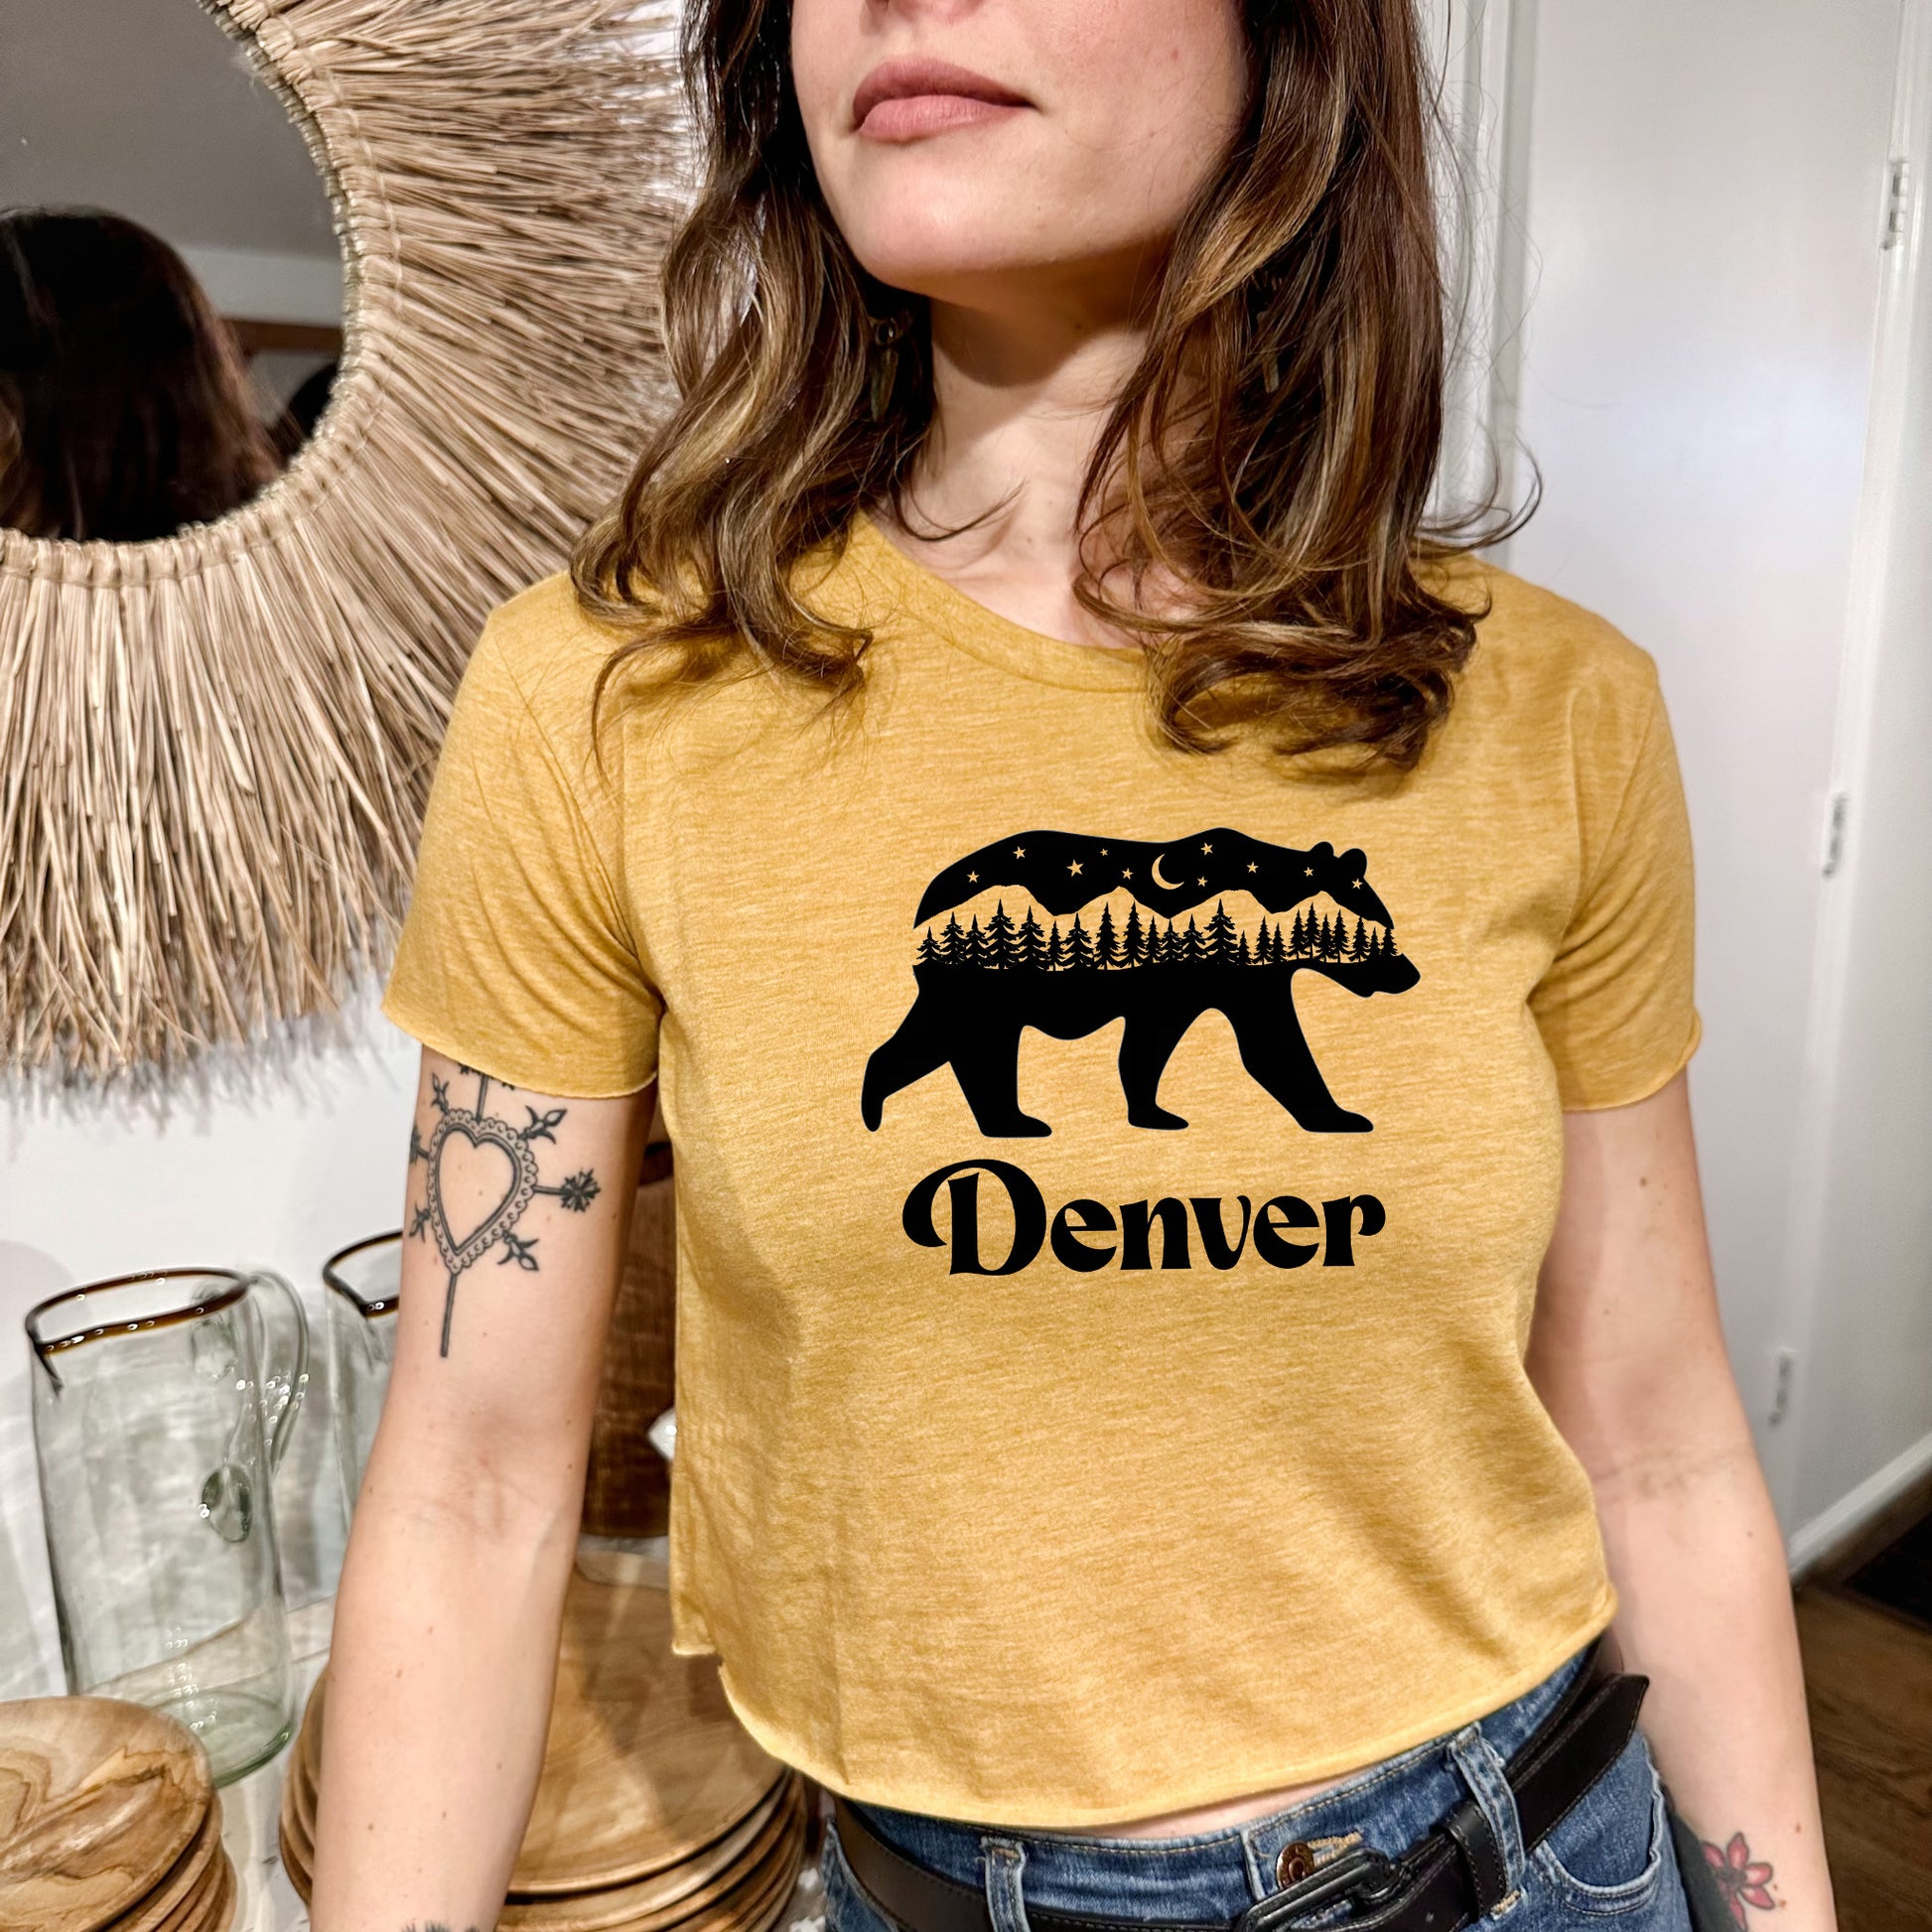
left=1702, top=1833, right=1778, bottom=1923
left=407, top=1065, right=601, bottom=1356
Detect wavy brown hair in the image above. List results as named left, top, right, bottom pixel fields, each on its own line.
left=575, top=0, right=1506, bottom=768
left=0, top=209, right=282, bottom=543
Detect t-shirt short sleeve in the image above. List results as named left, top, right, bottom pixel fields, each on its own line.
left=1530, top=664, right=1701, bottom=1110
left=382, top=592, right=660, bottom=1098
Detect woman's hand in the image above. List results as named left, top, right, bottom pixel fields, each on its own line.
left=1530, top=1071, right=1837, bottom=1929
left=309, top=1049, right=651, bottom=1932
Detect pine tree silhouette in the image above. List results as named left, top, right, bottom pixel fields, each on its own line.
left=1270, top=922, right=1289, bottom=966
left=1237, top=931, right=1253, bottom=967
left=1047, top=921, right=1069, bottom=971
left=1096, top=904, right=1123, bottom=968
left=1205, top=899, right=1237, bottom=962
left=917, top=926, right=942, bottom=966
left=940, top=913, right=965, bottom=965
left=1019, top=907, right=1048, bottom=971
left=964, top=915, right=989, bottom=969
left=1124, top=903, right=1147, bottom=966
left=1069, top=914, right=1098, bottom=971
left=1181, top=915, right=1204, bottom=964
left=1350, top=918, right=1371, bottom=962
left=1289, top=910, right=1308, bottom=957
left=987, top=900, right=1020, bottom=970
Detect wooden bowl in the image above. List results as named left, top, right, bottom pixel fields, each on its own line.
left=183, top=1849, right=233, bottom=1932
left=501, top=1775, right=803, bottom=1931
left=99, top=1798, right=222, bottom=1932
left=518, top=1574, right=783, bottom=1894
left=134, top=1844, right=229, bottom=1932
left=281, top=1778, right=803, bottom=1932
left=0, top=1697, right=213, bottom=1932
left=275, top=1814, right=309, bottom=1900
left=293, top=1573, right=783, bottom=1897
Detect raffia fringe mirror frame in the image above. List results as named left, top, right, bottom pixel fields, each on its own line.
left=0, top=0, right=683, bottom=1076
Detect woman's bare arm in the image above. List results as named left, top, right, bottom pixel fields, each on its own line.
left=1529, top=1072, right=1835, bottom=1928
left=310, top=1049, right=651, bottom=1932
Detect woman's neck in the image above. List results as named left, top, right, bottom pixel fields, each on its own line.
left=875, top=286, right=1151, bottom=647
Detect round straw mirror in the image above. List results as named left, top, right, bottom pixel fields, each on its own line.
left=0, top=0, right=681, bottom=1076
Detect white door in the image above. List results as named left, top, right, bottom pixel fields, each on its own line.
left=1782, top=0, right=1932, bottom=1562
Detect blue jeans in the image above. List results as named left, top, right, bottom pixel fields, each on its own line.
left=823, top=1646, right=1692, bottom=1932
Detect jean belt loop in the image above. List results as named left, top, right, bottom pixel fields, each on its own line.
left=1447, top=1724, right=1527, bottom=1912
left=982, top=1838, right=1032, bottom=1932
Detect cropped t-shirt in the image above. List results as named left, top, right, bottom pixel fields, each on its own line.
left=383, top=516, right=1700, bottom=1828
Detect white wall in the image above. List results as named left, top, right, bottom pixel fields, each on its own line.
left=0, top=989, right=417, bottom=1699
left=1499, top=0, right=1905, bottom=1532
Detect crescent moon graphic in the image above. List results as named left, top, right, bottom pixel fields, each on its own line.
left=1149, top=852, right=1181, bottom=890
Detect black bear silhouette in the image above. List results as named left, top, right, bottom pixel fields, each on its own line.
left=862, top=828, right=1419, bottom=1137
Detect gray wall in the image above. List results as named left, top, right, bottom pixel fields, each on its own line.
left=1, top=0, right=336, bottom=258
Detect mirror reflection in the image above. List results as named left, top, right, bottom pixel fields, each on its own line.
left=0, top=0, right=345, bottom=541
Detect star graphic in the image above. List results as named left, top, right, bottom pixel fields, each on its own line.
left=967, top=871, right=979, bottom=882
left=1200, top=842, right=1214, bottom=853
left=1013, top=847, right=1026, bottom=858
left=1068, top=861, right=1083, bottom=876
left=1247, top=862, right=1259, bottom=873
left=1305, top=867, right=1314, bottom=877
left=1121, top=867, right=1133, bottom=879
left=1353, top=878, right=1362, bottom=888
left=1100, top=847, right=1109, bottom=854
left=1196, top=876, right=1206, bottom=886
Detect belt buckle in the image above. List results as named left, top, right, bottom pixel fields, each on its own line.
left=1235, top=1845, right=1401, bottom=1932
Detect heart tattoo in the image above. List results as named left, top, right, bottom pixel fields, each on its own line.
left=429, top=1112, right=538, bottom=1272
left=408, top=1068, right=602, bottom=1354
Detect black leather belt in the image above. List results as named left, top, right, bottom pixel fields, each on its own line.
left=832, top=1636, right=1646, bottom=1932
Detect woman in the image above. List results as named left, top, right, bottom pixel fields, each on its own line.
left=0, top=208, right=281, bottom=540
left=316, top=3, right=1834, bottom=1930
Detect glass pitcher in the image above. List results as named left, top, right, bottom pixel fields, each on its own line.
left=27, top=1267, right=309, bottom=1783
left=324, top=1231, right=401, bottom=1524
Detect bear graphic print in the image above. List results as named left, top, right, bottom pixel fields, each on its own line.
left=863, top=828, right=1419, bottom=1138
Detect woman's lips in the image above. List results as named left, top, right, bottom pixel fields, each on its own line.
left=852, top=59, right=1031, bottom=141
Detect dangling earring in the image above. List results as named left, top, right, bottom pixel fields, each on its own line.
left=869, top=310, right=910, bottom=420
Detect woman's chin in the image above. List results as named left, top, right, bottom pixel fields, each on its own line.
left=849, top=226, right=1149, bottom=315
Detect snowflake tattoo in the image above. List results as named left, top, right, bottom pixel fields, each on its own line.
left=556, top=1171, right=601, bottom=1212
left=407, top=1067, right=603, bottom=1355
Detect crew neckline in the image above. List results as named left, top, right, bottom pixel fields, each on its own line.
left=850, top=511, right=1145, bottom=694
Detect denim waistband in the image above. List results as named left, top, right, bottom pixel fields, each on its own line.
left=847, top=1644, right=1594, bottom=1925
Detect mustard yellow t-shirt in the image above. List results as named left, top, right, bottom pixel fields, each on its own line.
left=384, top=516, right=1699, bottom=1828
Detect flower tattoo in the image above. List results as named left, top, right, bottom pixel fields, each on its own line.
left=1703, top=1834, right=1777, bottom=1925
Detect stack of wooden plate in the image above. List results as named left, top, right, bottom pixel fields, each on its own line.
left=0, top=1696, right=233, bottom=1932
left=280, top=1572, right=807, bottom=1932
